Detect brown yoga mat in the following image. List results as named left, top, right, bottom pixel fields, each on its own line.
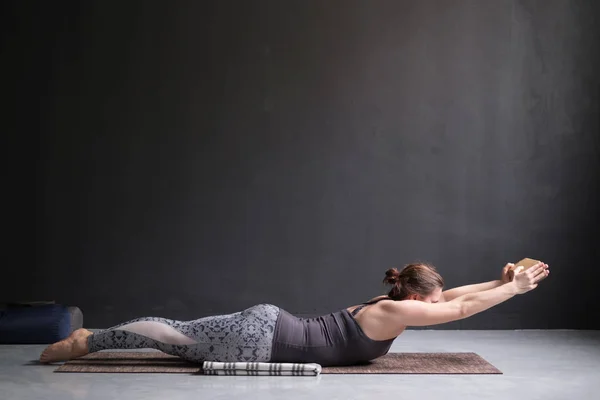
left=55, top=352, right=502, bottom=374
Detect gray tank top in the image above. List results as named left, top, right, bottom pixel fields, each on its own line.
left=270, top=299, right=396, bottom=366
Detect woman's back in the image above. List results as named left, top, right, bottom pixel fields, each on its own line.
left=270, top=302, right=396, bottom=366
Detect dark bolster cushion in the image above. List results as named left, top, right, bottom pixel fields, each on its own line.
left=0, top=304, right=80, bottom=344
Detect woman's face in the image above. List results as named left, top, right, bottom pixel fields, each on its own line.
left=409, top=287, right=443, bottom=303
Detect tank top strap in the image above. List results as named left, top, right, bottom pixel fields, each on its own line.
left=350, top=296, right=392, bottom=316
left=350, top=304, right=367, bottom=316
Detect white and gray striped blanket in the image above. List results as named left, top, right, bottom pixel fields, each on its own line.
left=202, top=361, right=322, bottom=376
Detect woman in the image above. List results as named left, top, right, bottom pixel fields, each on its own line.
left=40, top=261, right=549, bottom=367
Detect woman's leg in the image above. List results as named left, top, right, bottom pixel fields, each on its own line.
left=86, top=316, right=199, bottom=356
left=40, top=304, right=280, bottom=364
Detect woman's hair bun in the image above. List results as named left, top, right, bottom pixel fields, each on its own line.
left=383, top=268, right=401, bottom=285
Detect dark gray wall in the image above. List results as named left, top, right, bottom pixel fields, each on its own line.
left=2, top=0, right=599, bottom=329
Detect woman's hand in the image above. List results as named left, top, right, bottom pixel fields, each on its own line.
left=501, top=263, right=516, bottom=283
left=510, top=262, right=550, bottom=295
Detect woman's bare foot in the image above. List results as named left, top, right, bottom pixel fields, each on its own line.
left=39, top=328, right=93, bottom=363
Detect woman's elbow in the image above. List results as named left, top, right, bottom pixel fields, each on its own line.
left=457, top=301, right=471, bottom=320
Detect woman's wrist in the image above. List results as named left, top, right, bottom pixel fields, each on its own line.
left=503, top=280, right=519, bottom=296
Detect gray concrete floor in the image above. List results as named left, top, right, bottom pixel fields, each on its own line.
left=1, top=330, right=599, bottom=400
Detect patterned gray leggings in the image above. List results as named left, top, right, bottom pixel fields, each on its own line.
left=87, top=304, right=280, bottom=363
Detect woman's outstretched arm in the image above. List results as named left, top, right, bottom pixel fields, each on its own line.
left=440, top=280, right=503, bottom=302
left=385, top=262, right=549, bottom=327
left=440, top=262, right=532, bottom=302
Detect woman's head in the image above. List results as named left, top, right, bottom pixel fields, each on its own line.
left=383, top=263, right=444, bottom=302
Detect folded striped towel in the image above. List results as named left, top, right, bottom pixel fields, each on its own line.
left=202, top=361, right=322, bottom=376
